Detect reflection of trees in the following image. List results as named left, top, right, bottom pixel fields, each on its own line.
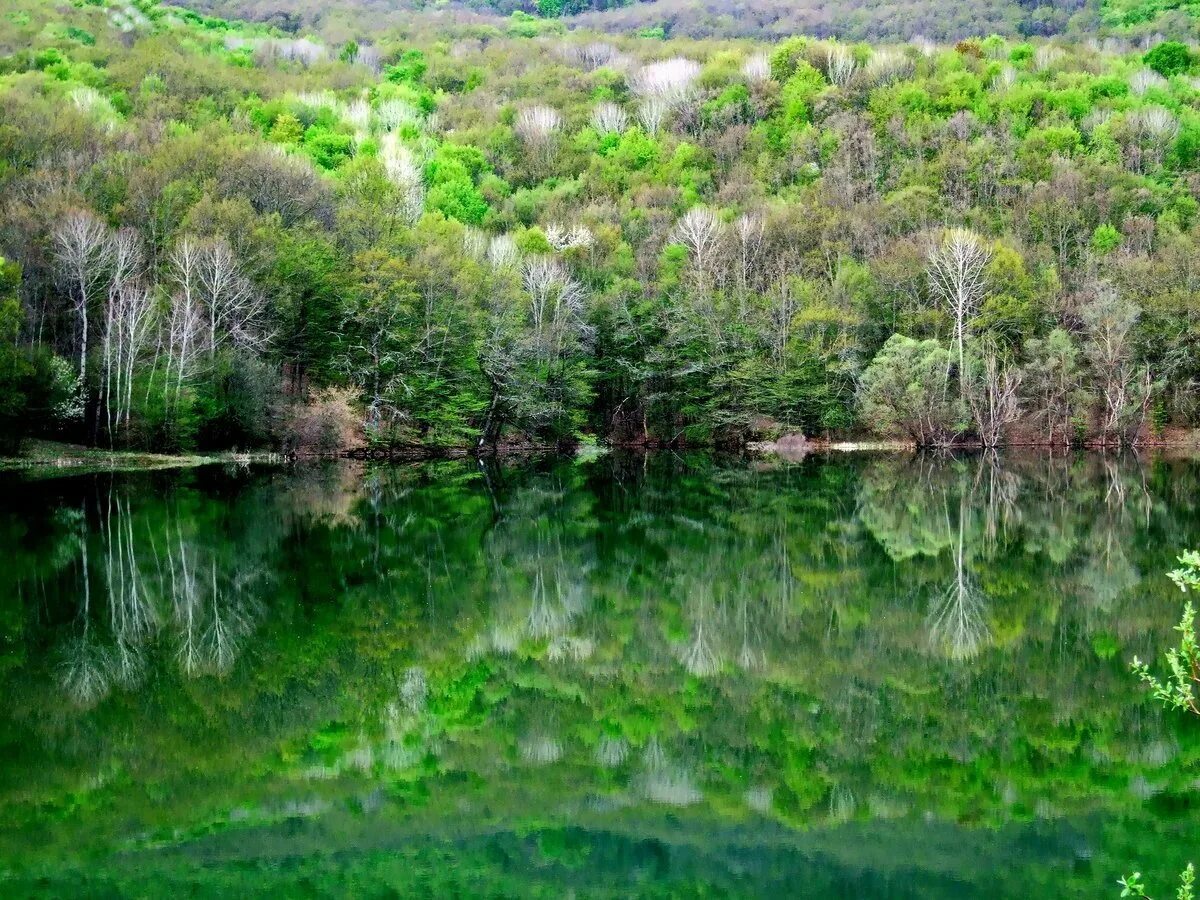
left=927, top=511, right=990, bottom=661
left=858, top=456, right=995, bottom=661
left=10, top=450, right=1200, bottom=867
left=38, top=478, right=286, bottom=705
left=636, top=738, right=702, bottom=806
left=478, top=472, right=595, bottom=658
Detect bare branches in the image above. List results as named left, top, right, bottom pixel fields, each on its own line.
left=100, top=229, right=154, bottom=441
left=637, top=97, right=669, bottom=135
left=162, top=236, right=266, bottom=417
left=1130, top=68, right=1167, bottom=95
left=673, top=207, right=726, bottom=285
left=967, top=346, right=1022, bottom=448
left=1080, top=282, right=1145, bottom=443
left=515, top=105, right=562, bottom=167
left=379, top=134, right=425, bottom=226
left=591, top=101, right=629, bottom=135
left=825, top=44, right=857, bottom=87
left=926, top=227, right=991, bottom=393
left=629, top=57, right=701, bottom=106
left=742, top=53, right=771, bottom=83
left=545, top=223, right=594, bottom=252
left=54, top=209, right=116, bottom=389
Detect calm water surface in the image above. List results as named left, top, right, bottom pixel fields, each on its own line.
left=0, top=452, right=1198, bottom=897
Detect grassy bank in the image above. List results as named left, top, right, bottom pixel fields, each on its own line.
left=0, top=441, right=286, bottom=478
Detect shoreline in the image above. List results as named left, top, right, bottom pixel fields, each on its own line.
left=5, top=435, right=1200, bottom=476
left=0, top=441, right=287, bottom=477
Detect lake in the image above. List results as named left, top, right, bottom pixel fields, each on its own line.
left=0, top=451, right=1197, bottom=897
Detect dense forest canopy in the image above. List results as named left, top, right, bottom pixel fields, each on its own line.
left=3, top=0, right=1200, bottom=451
left=177, top=0, right=1195, bottom=44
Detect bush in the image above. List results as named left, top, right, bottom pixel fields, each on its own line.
left=1144, top=41, right=1193, bottom=78
left=285, top=388, right=362, bottom=454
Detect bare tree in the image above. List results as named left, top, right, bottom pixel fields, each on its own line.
left=53, top=209, right=115, bottom=389
left=742, top=53, right=771, bottom=83
left=733, top=212, right=766, bottom=300
left=967, top=345, right=1022, bottom=448
left=674, top=207, right=726, bottom=287
left=487, top=234, right=520, bottom=270
left=825, top=44, right=857, bottom=87
left=864, top=50, right=913, bottom=86
left=629, top=58, right=701, bottom=107
left=591, top=101, right=629, bottom=135
left=197, top=238, right=267, bottom=354
left=379, top=134, right=425, bottom=225
left=1130, top=68, right=1167, bottom=95
left=514, top=105, right=562, bottom=166
left=377, top=99, right=422, bottom=132
left=545, top=223, right=594, bottom=252
left=637, top=97, right=669, bottom=135
left=100, top=230, right=156, bottom=441
left=926, top=227, right=991, bottom=395
left=1128, top=106, right=1179, bottom=172
left=522, top=256, right=587, bottom=357
left=1080, top=283, right=1145, bottom=444
left=164, top=284, right=205, bottom=413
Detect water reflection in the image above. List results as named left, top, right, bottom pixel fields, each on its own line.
left=1, top=452, right=1198, bottom=896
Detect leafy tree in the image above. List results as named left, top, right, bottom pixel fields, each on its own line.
left=858, top=335, right=962, bottom=445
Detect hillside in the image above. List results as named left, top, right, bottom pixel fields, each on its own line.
left=176, top=0, right=1200, bottom=43
left=2, top=0, right=1200, bottom=452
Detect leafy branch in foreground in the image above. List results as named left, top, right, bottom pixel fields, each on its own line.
left=1120, top=552, right=1199, bottom=898
left=1131, top=551, right=1200, bottom=717
left=1119, top=863, right=1194, bottom=900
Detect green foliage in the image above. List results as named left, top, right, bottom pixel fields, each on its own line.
left=1092, top=223, right=1123, bottom=254
left=303, top=127, right=355, bottom=169
left=1144, top=41, right=1194, bottom=78
left=385, top=49, right=427, bottom=84
left=1131, top=551, right=1200, bottom=717
left=859, top=335, right=960, bottom=444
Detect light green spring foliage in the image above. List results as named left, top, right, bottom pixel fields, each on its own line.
left=1120, top=863, right=1195, bottom=899
left=1131, top=550, right=1200, bottom=716
left=6, top=0, right=1200, bottom=454
left=1121, top=552, right=1199, bottom=900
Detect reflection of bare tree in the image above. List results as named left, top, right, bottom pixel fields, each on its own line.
left=972, top=452, right=1021, bottom=556
left=677, top=584, right=724, bottom=677
left=927, top=501, right=991, bottom=661
left=60, top=633, right=111, bottom=709
left=169, top=530, right=260, bottom=677
left=636, top=738, right=702, bottom=806
left=828, top=784, right=856, bottom=823
left=59, top=520, right=113, bottom=708
left=478, top=477, right=594, bottom=657
left=596, top=736, right=629, bottom=767
left=50, top=483, right=272, bottom=703
left=104, top=493, right=156, bottom=689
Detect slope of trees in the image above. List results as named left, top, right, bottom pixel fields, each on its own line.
left=3, top=0, right=1200, bottom=451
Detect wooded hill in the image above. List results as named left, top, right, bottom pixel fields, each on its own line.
left=2, top=0, right=1200, bottom=451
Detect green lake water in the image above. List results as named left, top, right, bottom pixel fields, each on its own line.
left=0, top=452, right=1198, bottom=897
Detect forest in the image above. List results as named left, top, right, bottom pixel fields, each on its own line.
left=3, top=0, right=1200, bottom=453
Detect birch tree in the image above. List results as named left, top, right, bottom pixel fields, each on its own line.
left=53, top=210, right=114, bottom=390
left=926, top=228, right=991, bottom=396
left=674, top=207, right=726, bottom=288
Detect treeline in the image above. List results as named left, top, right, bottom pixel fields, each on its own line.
left=180, top=0, right=1200, bottom=44
left=3, top=0, right=1200, bottom=452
